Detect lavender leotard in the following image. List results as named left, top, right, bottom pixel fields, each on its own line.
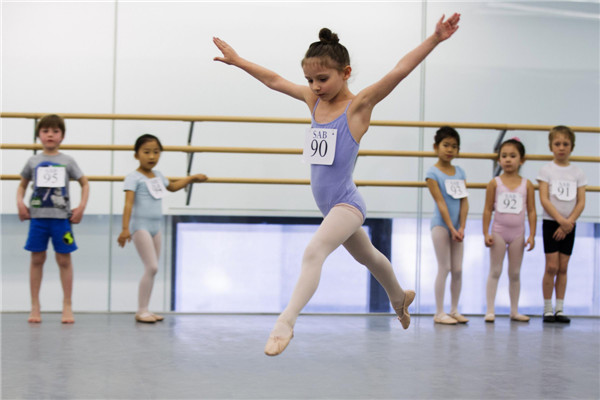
left=310, top=99, right=367, bottom=220
left=492, top=176, right=527, bottom=244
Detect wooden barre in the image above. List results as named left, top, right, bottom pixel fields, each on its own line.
left=2, top=112, right=599, bottom=132
left=1, top=144, right=599, bottom=163
left=1, top=174, right=598, bottom=191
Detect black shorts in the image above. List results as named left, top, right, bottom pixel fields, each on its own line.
left=542, top=219, right=576, bottom=256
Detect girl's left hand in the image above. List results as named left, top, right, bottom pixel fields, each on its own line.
left=451, top=227, right=462, bottom=242
left=192, top=173, right=208, bottom=183
left=435, top=13, right=461, bottom=42
left=526, top=236, right=535, bottom=251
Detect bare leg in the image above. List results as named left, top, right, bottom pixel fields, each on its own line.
left=265, top=207, right=363, bottom=356
left=486, top=233, right=506, bottom=319
left=507, top=235, right=528, bottom=321
left=29, top=251, right=46, bottom=323
left=542, top=252, right=560, bottom=300
left=133, top=230, right=161, bottom=321
left=555, top=253, right=570, bottom=300
left=55, top=252, right=74, bottom=323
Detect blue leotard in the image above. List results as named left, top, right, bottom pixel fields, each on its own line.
left=310, top=99, right=366, bottom=220
left=123, top=170, right=169, bottom=236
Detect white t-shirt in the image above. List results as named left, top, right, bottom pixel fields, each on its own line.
left=537, top=161, right=587, bottom=220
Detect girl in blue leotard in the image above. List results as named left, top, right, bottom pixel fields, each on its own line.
left=117, top=134, right=207, bottom=323
left=213, top=14, right=460, bottom=356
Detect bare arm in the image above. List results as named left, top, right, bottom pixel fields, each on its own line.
left=567, top=186, right=586, bottom=223
left=348, top=14, right=460, bottom=140
left=525, top=180, right=536, bottom=251
left=16, top=177, right=31, bottom=221
left=426, top=178, right=461, bottom=241
left=458, top=195, right=469, bottom=240
left=70, top=176, right=89, bottom=224
left=213, top=37, right=314, bottom=103
left=482, top=179, right=496, bottom=247
left=166, top=173, right=208, bottom=193
left=538, top=181, right=574, bottom=233
left=117, top=190, right=135, bottom=247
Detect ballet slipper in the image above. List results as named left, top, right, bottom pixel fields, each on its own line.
left=264, top=322, right=294, bottom=356
left=394, top=290, right=416, bottom=329
left=510, top=313, right=530, bottom=322
left=61, top=317, right=75, bottom=324
left=135, top=312, right=156, bottom=323
left=28, top=316, right=42, bottom=323
left=151, top=313, right=164, bottom=321
left=434, top=314, right=457, bottom=325
left=61, top=308, right=75, bottom=324
left=484, top=313, right=495, bottom=323
left=449, top=312, right=469, bottom=323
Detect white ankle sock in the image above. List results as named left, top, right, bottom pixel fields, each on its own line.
left=544, top=299, right=553, bottom=314
left=556, top=299, right=564, bottom=313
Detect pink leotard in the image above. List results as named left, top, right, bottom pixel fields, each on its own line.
left=492, top=176, right=527, bottom=244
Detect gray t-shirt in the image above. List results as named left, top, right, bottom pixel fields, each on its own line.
left=20, top=153, right=84, bottom=219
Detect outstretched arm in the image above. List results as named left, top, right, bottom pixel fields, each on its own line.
left=213, top=37, right=313, bottom=104
left=350, top=13, right=460, bottom=137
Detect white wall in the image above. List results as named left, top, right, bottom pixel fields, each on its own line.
left=2, top=1, right=599, bottom=219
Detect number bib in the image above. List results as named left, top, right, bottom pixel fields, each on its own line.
left=36, top=166, right=66, bottom=188
left=303, top=128, right=337, bottom=165
left=551, top=180, right=577, bottom=201
left=497, top=192, right=523, bottom=214
left=444, top=179, right=468, bottom=199
left=145, top=177, right=167, bottom=199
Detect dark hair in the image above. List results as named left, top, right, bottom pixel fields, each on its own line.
left=302, top=28, right=350, bottom=71
left=134, top=134, right=163, bottom=153
left=549, top=125, right=575, bottom=151
left=434, top=126, right=460, bottom=147
left=498, top=138, right=525, bottom=159
left=36, top=114, right=65, bottom=137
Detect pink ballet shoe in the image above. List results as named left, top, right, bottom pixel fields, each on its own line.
left=449, top=312, right=469, bottom=324
left=510, top=314, right=530, bottom=322
left=28, top=316, right=42, bottom=323
left=135, top=313, right=156, bottom=323
left=394, top=290, right=416, bottom=329
left=264, top=330, right=294, bottom=357
left=151, top=313, right=164, bottom=321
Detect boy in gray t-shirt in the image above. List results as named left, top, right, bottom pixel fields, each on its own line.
left=16, top=114, right=89, bottom=324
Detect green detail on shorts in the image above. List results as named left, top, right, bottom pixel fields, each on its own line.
left=31, top=197, right=42, bottom=208
left=63, top=231, right=74, bottom=245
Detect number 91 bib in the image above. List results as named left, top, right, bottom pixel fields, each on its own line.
left=303, top=128, right=337, bottom=165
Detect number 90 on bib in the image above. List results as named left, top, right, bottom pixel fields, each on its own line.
left=303, top=128, right=337, bottom=165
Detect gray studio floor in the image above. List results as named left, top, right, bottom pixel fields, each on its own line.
left=2, top=313, right=599, bottom=400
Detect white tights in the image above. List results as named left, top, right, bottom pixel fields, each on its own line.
left=274, top=206, right=406, bottom=333
left=486, top=233, right=524, bottom=316
left=133, top=230, right=161, bottom=315
left=431, top=226, right=464, bottom=316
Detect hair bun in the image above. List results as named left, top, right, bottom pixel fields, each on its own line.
left=318, top=28, right=339, bottom=44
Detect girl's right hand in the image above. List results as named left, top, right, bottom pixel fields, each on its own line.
left=17, top=203, right=30, bottom=221
left=213, top=37, right=240, bottom=65
left=117, top=229, right=131, bottom=248
left=553, top=227, right=567, bottom=241
left=450, top=228, right=462, bottom=242
left=484, top=233, right=494, bottom=247
left=558, top=218, right=574, bottom=234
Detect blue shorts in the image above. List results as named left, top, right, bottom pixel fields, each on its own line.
left=25, top=219, right=78, bottom=254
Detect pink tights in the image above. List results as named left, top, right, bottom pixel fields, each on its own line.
left=431, top=226, right=464, bottom=316
left=486, top=232, right=524, bottom=316
left=272, top=206, right=406, bottom=336
left=133, top=230, right=161, bottom=315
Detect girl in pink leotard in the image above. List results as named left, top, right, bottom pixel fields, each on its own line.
left=482, top=138, right=536, bottom=323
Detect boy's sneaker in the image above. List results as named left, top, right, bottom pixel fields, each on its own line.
left=543, top=312, right=555, bottom=323
left=554, top=311, right=571, bottom=324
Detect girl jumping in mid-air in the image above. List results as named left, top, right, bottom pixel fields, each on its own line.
left=482, top=138, right=536, bottom=323
left=213, top=13, right=460, bottom=356
left=425, top=127, right=469, bottom=325
left=118, top=134, right=207, bottom=323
